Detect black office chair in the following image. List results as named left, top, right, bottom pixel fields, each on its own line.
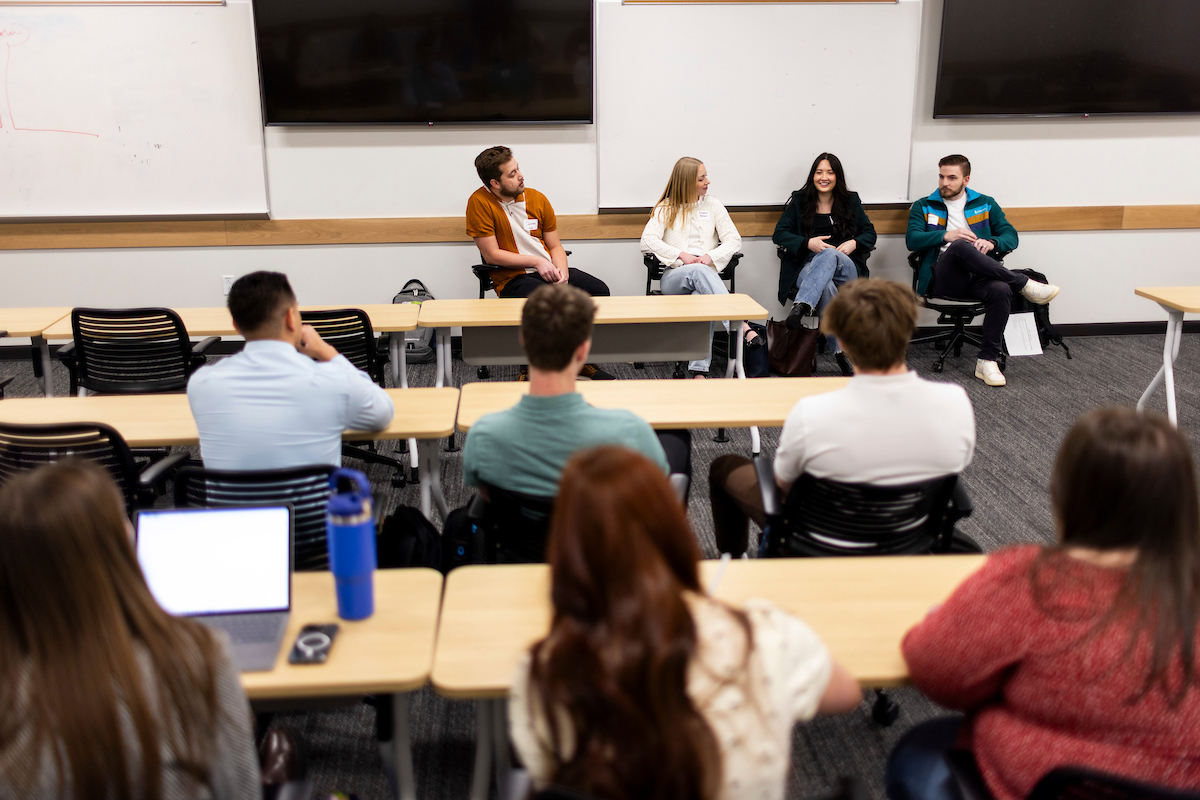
left=946, top=752, right=1200, bottom=800
left=468, top=483, right=556, bottom=564
left=300, top=308, right=406, bottom=488
left=907, top=250, right=1007, bottom=375
left=0, top=421, right=185, bottom=514
left=471, top=252, right=572, bottom=380
left=174, top=464, right=336, bottom=571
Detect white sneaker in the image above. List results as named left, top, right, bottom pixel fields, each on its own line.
left=975, top=359, right=1006, bottom=386
left=1020, top=280, right=1060, bottom=305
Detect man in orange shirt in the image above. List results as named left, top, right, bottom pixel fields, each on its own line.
left=466, top=145, right=613, bottom=379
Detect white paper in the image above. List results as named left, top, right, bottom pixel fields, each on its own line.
left=1003, top=312, right=1043, bottom=357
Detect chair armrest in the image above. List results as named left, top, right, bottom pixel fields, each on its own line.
left=950, top=477, right=973, bottom=519
left=191, top=336, right=221, bottom=355
left=57, top=340, right=76, bottom=360
left=467, top=492, right=487, bottom=522
left=668, top=474, right=689, bottom=504
left=753, top=453, right=782, bottom=519
left=138, top=451, right=189, bottom=491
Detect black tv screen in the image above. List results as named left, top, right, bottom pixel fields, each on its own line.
left=252, top=0, right=594, bottom=125
left=934, top=0, right=1200, bottom=117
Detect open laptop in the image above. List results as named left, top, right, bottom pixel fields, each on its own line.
left=135, top=505, right=293, bottom=672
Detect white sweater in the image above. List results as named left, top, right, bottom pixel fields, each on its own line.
left=640, top=195, right=742, bottom=272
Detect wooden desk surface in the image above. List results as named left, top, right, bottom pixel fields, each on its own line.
left=0, top=307, right=71, bottom=338
left=417, top=294, right=769, bottom=328
left=41, top=304, right=419, bottom=339
left=0, top=387, right=460, bottom=447
left=456, top=377, right=850, bottom=432
left=431, top=555, right=986, bottom=699
left=242, top=569, right=443, bottom=700
left=1135, top=287, right=1200, bottom=313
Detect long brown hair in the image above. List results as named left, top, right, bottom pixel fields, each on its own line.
left=652, top=156, right=703, bottom=232
left=798, top=152, right=857, bottom=243
left=0, top=460, right=225, bottom=800
left=529, top=447, right=740, bottom=800
left=1039, top=406, right=1200, bottom=705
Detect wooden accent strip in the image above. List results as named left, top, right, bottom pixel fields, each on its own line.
left=0, top=220, right=227, bottom=251
left=226, top=217, right=469, bottom=246
left=1005, top=206, right=1124, bottom=231
left=1122, top=205, right=1200, bottom=230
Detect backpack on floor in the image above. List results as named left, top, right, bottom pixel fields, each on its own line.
left=391, top=279, right=437, bottom=364
left=377, top=504, right=442, bottom=570
left=1009, top=269, right=1072, bottom=359
left=743, top=322, right=770, bottom=378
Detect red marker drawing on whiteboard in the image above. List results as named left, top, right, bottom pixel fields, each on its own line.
left=0, top=22, right=98, bottom=138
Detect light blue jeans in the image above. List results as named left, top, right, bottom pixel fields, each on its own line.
left=661, top=263, right=730, bottom=373
left=794, top=248, right=858, bottom=353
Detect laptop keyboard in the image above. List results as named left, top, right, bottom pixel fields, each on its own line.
left=215, top=614, right=283, bottom=644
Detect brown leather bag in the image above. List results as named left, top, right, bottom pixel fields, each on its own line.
left=766, top=319, right=820, bottom=377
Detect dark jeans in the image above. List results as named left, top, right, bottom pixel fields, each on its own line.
left=656, top=429, right=692, bottom=480
left=708, top=454, right=764, bottom=556
left=499, top=268, right=611, bottom=298
left=885, top=716, right=964, bottom=800
left=928, top=240, right=1028, bottom=361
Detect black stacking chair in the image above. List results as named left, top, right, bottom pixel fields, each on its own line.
left=467, top=484, right=556, bottom=565
left=300, top=308, right=406, bottom=488
left=907, top=250, right=1007, bottom=375
left=947, top=754, right=1200, bottom=800
left=0, top=421, right=185, bottom=514
left=174, top=464, right=335, bottom=571
left=472, top=251, right=574, bottom=300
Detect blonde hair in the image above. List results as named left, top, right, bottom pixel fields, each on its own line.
left=652, top=157, right=703, bottom=231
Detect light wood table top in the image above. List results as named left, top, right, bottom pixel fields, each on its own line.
left=41, top=304, right=420, bottom=339
left=242, top=568, right=443, bottom=700
left=432, top=555, right=986, bottom=699
left=0, top=307, right=71, bottom=338
left=417, top=294, right=769, bottom=328
left=1135, top=287, right=1200, bottom=313
left=0, top=387, right=460, bottom=447
left=456, top=377, right=850, bottom=432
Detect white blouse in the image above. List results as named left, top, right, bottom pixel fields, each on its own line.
left=509, top=593, right=833, bottom=800
left=640, top=195, right=743, bottom=272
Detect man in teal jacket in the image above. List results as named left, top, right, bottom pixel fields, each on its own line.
left=906, top=154, right=1060, bottom=387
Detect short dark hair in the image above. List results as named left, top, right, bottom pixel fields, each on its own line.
left=938, top=154, right=971, bottom=177
left=521, top=284, right=595, bottom=371
left=227, top=271, right=296, bottom=335
left=821, top=280, right=918, bottom=371
left=475, top=146, right=514, bottom=186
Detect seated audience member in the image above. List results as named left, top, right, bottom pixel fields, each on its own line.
left=188, top=271, right=394, bottom=470
left=0, top=460, right=260, bottom=798
left=462, top=283, right=688, bottom=498
left=510, top=446, right=862, bottom=800
left=466, top=145, right=613, bottom=381
left=889, top=407, right=1200, bottom=800
left=773, top=152, right=877, bottom=376
left=640, top=156, right=743, bottom=378
left=709, top=280, right=975, bottom=556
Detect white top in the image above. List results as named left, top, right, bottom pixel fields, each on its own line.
left=774, top=371, right=975, bottom=487
left=640, top=195, right=742, bottom=272
left=187, top=340, right=394, bottom=471
left=500, top=196, right=552, bottom=263
left=509, top=593, right=832, bottom=800
left=940, top=193, right=968, bottom=254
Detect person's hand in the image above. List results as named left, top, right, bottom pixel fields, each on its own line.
left=533, top=258, right=562, bottom=283
left=973, top=238, right=995, bottom=255
left=677, top=252, right=701, bottom=265
left=836, top=240, right=857, bottom=256
left=698, top=254, right=714, bottom=266
left=298, top=325, right=338, bottom=362
left=943, top=227, right=977, bottom=243
left=555, top=266, right=570, bottom=284
left=807, top=235, right=832, bottom=253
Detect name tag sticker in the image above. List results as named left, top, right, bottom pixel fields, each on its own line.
left=927, top=213, right=940, bottom=226
left=697, top=210, right=711, bottom=221
left=524, top=218, right=539, bottom=232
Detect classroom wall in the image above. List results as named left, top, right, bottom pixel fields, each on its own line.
left=2, top=0, right=1198, bottom=333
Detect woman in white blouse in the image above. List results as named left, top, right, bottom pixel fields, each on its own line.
left=509, top=446, right=861, bottom=800
left=640, top=157, right=743, bottom=378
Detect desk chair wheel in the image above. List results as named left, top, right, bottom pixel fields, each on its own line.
left=477, top=366, right=490, bottom=380
left=390, top=472, right=406, bottom=489
left=932, top=362, right=944, bottom=373
left=872, top=690, right=900, bottom=726
left=633, top=362, right=645, bottom=370
left=713, top=428, right=729, bottom=444
left=672, top=362, right=687, bottom=380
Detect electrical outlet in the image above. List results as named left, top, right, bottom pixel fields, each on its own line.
left=222, top=275, right=235, bottom=296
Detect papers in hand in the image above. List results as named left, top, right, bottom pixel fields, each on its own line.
left=1003, top=312, right=1043, bottom=357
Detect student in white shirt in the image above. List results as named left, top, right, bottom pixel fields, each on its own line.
left=187, top=271, right=394, bottom=471
left=640, top=157, right=743, bottom=378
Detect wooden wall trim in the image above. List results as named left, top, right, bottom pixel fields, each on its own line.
left=1, top=205, right=1198, bottom=251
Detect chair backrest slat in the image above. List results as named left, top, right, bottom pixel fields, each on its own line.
left=299, top=309, right=379, bottom=383
left=0, top=421, right=141, bottom=514
left=71, top=308, right=194, bottom=394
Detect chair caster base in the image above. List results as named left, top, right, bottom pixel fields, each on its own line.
left=390, top=472, right=406, bottom=489
left=712, top=428, right=729, bottom=444
left=673, top=361, right=687, bottom=380
left=932, top=361, right=945, bottom=373
left=871, top=691, right=900, bottom=726
left=477, top=366, right=490, bottom=380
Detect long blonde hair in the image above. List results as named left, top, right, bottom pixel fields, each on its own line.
left=653, top=157, right=703, bottom=231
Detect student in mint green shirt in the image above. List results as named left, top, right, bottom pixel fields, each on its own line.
left=462, top=284, right=684, bottom=498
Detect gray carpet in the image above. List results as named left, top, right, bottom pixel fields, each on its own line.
left=4, top=330, right=1199, bottom=799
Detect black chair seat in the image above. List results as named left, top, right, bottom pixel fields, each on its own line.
left=948, top=752, right=1200, bottom=800
left=642, top=251, right=740, bottom=296
left=469, top=483, right=555, bottom=564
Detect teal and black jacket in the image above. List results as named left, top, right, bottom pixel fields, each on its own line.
left=905, top=188, right=1018, bottom=295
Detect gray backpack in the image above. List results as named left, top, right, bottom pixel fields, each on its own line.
left=393, top=279, right=437, bottom=364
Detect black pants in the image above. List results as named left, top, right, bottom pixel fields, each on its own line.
left=928, top=240, right=1028, bottom=361
left=499, top=268, right=611, bottom=298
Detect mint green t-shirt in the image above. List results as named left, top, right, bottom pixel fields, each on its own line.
left=462, top=393, right=669, bottom=497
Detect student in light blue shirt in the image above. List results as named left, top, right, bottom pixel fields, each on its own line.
left=187, top=272, right=394, bottom=471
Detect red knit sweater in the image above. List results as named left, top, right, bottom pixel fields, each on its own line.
left=902, top=545, right=1200, bottom=800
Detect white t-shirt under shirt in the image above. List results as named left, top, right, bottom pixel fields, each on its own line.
left=940, top=193, right=968, bottom=254
left=773, top=371, right=976, bottom=488
left=499, top=196, right=552, bottom=264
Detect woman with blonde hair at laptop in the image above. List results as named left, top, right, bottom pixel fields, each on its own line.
left=0, top=460, right=260, bottom=799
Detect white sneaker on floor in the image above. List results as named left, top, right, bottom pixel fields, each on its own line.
left=975, top=359, right=1006, bottom=386
left=1020, top=279, right=1060, bottom=305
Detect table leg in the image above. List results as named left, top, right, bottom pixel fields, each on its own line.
left=492, top=698, right=511, bottom=799
left=1137, top=306, right=1185, bottom=426
left=470, top=700, right=493, bottom=800
left=750, top=426, right=761, bottom=456
left=417, top=439, right=449, bottom=521
left=435, top=327, right=454, bottom=388
left=34, top=336, right=53, bottom=398
left=391, top=693, right=416, bottom=800
left=390, top=331, right=408, bottom=389
left=733, top=320, right=747, bottom=379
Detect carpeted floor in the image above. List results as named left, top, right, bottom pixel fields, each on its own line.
left=4, top=330, right=1199, bottom=799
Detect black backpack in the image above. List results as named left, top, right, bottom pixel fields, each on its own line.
left=1009, top=268, right=1072, bottom=359
left=377, top=504, right=442, bottom=570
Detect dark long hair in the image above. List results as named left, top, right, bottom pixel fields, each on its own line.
left=529, top=447, right=747, bottom=800
left=798, top=152, right=857, bottom=243
left=0, top=460, right=224, bottom=800
left=1038, top=407, right=1200, bottom=705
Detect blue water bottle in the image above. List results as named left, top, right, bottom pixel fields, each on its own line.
left=326, top=468, right=376, bottom=621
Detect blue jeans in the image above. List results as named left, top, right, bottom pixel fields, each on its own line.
left=661, top=264, right=730, bottom=373
left=794, top=249, right=858, bottom=353
left=885, top=716, right=964, bottom=800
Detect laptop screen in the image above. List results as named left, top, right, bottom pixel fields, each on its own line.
left=136, top=506, right=292, bottom=617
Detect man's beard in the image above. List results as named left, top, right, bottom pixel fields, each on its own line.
left=500, top=183, right=523, bottom=199
left=939, top=187, right=961, bottom=199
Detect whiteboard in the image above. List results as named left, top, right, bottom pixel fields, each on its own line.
left=596, top=1, right=921, bottom=208
left=0, top=1, right=267, bottom=219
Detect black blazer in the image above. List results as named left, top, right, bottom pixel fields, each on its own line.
left=772, top=189, right=877, bottom=305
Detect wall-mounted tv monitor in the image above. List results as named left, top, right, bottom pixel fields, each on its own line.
left=252, top=0, right=594, bottom=125
left=934, top=0, right=1200, bottom=117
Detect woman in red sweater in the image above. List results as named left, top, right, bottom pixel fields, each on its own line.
left=887, top=406, right=1200, bottom=800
